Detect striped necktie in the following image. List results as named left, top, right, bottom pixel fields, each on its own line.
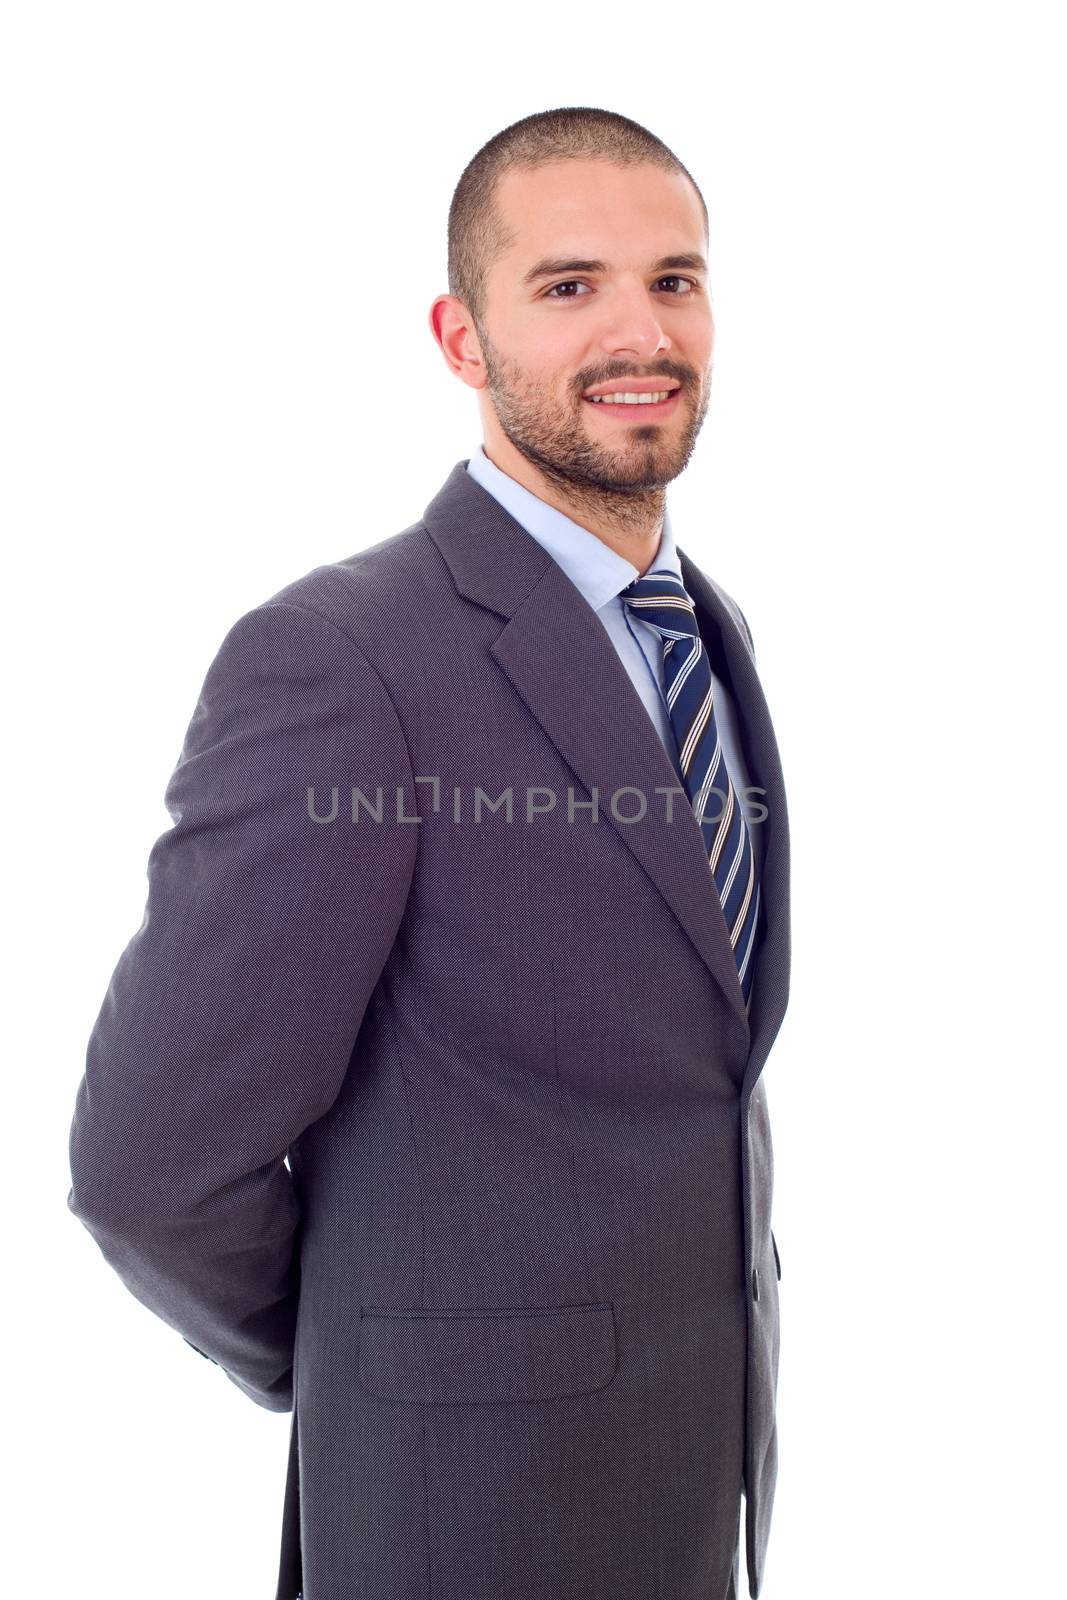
left=621, top=568, right=761, bottom=1010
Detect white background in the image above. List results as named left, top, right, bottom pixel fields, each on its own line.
left=6, top=2, right=1064, bottom=1595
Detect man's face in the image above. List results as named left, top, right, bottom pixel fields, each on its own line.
left=474, top=160, right=714, bottom=497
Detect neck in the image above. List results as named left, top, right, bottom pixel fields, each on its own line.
left=479, top=438, right=666, bottom=573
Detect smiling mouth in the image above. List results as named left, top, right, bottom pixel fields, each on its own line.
left=581, top=389, right=682, bottom=417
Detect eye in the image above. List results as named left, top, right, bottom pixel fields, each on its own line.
left=544, top=277, right=699, bottom=300
left=544, top=281, right=592, bottom=299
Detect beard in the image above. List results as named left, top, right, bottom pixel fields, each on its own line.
left=477, top=327, right=710, bottom=515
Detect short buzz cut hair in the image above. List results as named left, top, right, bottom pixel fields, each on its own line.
left=447, top=106, right=709, bottom=335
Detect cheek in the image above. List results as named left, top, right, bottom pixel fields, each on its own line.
left=516, top=325, right=587, bottom=384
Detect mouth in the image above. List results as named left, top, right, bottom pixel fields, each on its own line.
left=581, top=388, right=682, bottom=419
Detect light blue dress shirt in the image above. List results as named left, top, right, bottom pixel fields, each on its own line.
left=465, top=444, right=762, bottom=870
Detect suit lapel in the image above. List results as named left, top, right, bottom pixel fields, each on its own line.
left=678, top=552, right=792, bottom=1079
left=422, top=461, right=786, bottom=1047
left=488, top=558, right=752, bottom=1037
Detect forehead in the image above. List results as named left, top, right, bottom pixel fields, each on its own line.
left=493, top=160, right=706, bottom=276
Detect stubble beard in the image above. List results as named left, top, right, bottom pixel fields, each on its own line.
left=479, top=335, right=711, bottom=535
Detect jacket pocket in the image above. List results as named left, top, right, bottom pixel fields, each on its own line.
left=357, top=1301, right=617, bottom=1405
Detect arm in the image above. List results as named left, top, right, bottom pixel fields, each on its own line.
left=66, top=598, right=418, bottom=1411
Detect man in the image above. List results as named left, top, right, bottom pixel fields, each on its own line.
left=67, top=106, right=790, bottom=1600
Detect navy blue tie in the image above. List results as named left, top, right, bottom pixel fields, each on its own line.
left=622, top=569, right=761, bottom=1010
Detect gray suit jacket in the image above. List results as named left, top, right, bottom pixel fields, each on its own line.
left=67, top=458, right=791, bottom=1600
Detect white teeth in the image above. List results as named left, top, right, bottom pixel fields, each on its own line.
left=586, top=390, right=674, bottom=404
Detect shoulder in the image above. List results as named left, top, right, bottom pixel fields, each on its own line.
left=191, top=522, right=445, bottom=728
left=689, top=563, right=757, bottom=663
left=255, top=521, right=442, bottom=652
left=716, top=585, right=756, bottom=660
left=199, top=520, right=451, bottom=698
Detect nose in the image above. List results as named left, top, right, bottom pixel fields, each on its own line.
left=596, top=282, right=671, bottom=361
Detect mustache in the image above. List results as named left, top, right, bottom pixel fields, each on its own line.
left=579, top=373, right=691, bottom=393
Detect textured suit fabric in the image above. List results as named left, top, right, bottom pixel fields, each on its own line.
left=67, top=458, right=791, bottom=1599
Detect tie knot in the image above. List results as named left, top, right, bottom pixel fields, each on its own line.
left=620, top=569, right=699, bottom=637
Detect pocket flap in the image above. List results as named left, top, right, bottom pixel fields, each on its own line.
left=358, top=1301, right=617, bottom=1405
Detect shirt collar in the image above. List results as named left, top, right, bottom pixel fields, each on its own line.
left=465, top=442, right=679, bottom=614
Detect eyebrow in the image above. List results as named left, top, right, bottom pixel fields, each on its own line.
left=520, top=252, right=709, bottom=287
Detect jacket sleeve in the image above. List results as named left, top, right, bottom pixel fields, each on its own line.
left=66, top=598, right=419, bottom=1411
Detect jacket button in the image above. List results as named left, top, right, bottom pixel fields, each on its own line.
left=751, top=1266, right=760, bottom=1302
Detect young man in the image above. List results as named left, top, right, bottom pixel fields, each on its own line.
left=68, top=106, right=791, bottom=1600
